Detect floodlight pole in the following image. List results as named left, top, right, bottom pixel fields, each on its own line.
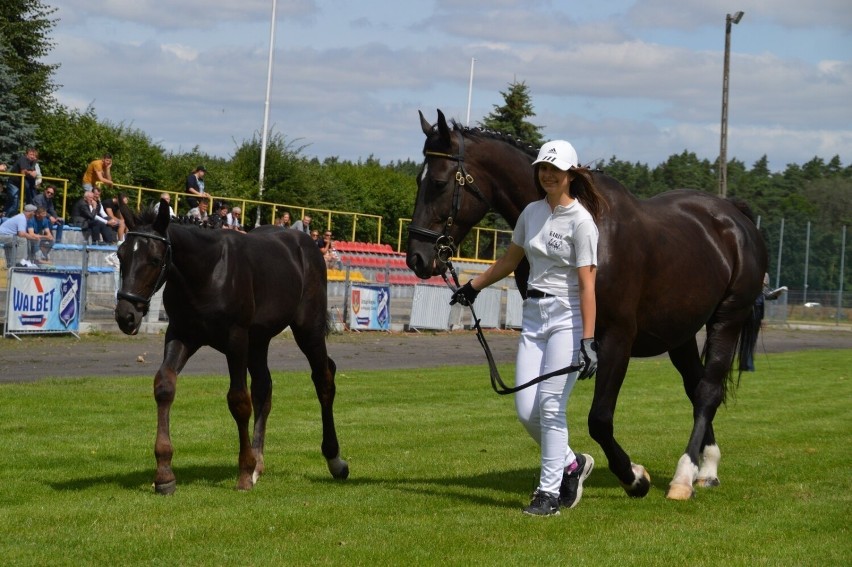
left=719, top=10, right=744, bottom=198
left=466, top=58, right=475, bottom=126
left=257, top=0, right=278, bottom=227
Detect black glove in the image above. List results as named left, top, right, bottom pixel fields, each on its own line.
left=450, top=281, right=480, bottom=306
left=578, top=338, right=598, bottom=379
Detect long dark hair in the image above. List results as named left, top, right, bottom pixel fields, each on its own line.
left=569, top=166, right=607, bottom=222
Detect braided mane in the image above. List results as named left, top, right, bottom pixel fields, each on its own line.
left=449, top=119, right=539, bottom=159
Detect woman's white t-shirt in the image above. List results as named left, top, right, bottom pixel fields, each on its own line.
left=511, top=198, right=599, bottom=297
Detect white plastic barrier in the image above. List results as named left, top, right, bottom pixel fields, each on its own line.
left=409, top=284, right=454, bottom=330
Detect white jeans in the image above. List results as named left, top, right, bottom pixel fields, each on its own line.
left=514, top=295, right=582, bottom=495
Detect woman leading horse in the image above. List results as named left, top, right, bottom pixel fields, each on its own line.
left=408, top=110, right=767, bottom=501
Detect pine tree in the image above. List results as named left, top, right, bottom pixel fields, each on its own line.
left=0, top=0, right=59, bottom=122
left=478, top=80, right=544, bottom=147
left=0, top=49, right=36, bottom=163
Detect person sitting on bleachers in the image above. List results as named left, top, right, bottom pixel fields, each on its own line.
left=188, top=199, right=209, bottom=222
left=0, top=204, right=41, bottom=268
left=32, top=185, right=64, bottom=243
left=26, top=206, right=55, bottom=264
left=70, top=190, right=115, bottom=244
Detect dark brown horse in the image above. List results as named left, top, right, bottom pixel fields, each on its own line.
left=408, top=110, right=767, bottom=500
left=114, top=201, right=348, bottom=494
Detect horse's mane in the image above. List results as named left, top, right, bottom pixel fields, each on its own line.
left=124, top=202, right=224, bottom=231
left=449, top=119, right=539, bottom=159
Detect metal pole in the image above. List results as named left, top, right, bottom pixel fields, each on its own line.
left=466, top=58, right=476, bottom=127
left=256, top=0, right=278, bottom=227
left=838, top=225, right=846, bottom=323
left=803, top=221, right=811, bottom=305
left=719, top=11, right=744, bottom=197
left=775, top=217, right=784, bottom=289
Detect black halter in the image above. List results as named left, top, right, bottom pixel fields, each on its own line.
left=408, top=129, right=490, bottom=263
left=115, top=231, right=173, bottom=312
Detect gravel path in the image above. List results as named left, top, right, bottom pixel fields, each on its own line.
left=1, top=325, right=849, bottom=383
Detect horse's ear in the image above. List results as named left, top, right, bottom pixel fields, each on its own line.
left=153, top=198, right=171, bottom=236
left=419, top=110, right=433, bottom=136
left=436, top=109, right=451, bottom=145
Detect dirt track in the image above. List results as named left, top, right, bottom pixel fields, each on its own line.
left=0, top=325, right=849, bottom=383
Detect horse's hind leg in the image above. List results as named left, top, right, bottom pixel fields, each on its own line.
left=667, top=323, right=739, bottom=500
left=291, top=325, right=349, bottom=480
left=153, top=336, right=197, bottom=495
left=247, top=337, right=273, bottom=484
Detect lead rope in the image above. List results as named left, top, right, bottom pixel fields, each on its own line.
left=440, top=250, right=584, bottom=396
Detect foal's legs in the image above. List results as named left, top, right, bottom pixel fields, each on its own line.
left=224, top=329, right=256, bottom=491
left=247, top=337, right=273, bottom=484
left=153, top=335, right=197, bottom=495
left=291, top=325, right=349, bottom=480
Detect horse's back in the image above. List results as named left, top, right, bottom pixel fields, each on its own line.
left=594, top=175, right=766, bottom=353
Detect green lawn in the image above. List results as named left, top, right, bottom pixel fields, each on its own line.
left=0, top=351, right=849, bottom=565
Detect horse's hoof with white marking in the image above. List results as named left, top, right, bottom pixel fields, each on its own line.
left=666, top=483, right=694, bottom=500
left=328, top=456, right=350, bottom=480
left=696, top=476, right=720, bottom=488
left=621, top=463, right=651, bottom=498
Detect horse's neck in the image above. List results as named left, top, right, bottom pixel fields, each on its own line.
left=474, top=143, right=538, bottom=228
left=167, top=225, right=219, bottom=285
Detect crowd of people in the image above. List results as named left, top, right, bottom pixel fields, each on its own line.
left=1, top=150, right=345, bottom=270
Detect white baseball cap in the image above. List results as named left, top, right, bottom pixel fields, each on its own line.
left=532, top=140, right=579, bottom=171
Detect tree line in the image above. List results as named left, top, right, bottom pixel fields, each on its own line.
left=1, top=2, right=849, bottom=295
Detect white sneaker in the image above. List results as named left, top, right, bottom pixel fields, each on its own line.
left=17, top=259, right=36, bottom=268
left=105, top=252, right=120, bottom=268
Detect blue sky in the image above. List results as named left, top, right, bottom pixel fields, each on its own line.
left=46, top=0, right=851, bottom=173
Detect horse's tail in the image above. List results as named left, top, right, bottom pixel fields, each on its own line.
left=737, top=300, right=763, bottom=375
left=727, top=197, right=757, bottom=224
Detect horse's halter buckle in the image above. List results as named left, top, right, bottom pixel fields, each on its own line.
left=116, top=231, right=173, bottom=312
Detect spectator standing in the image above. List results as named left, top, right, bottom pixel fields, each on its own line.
left=32, top=185, right=64, bottom=243
left=290, top=213, right=312, bottom=234
left=185, top=166, right=207, bottom=209
left=27, top=206, right=55, bottom=264
left=5, top=147, right=38, bottom=216
left=0, top=204, right=41, bottom=268
left=188, top=199, right=209, bottom=221
left=82, top=153, right=115, bottom=192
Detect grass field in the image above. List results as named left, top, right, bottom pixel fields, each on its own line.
left=0, top=351, right=849, bottom=566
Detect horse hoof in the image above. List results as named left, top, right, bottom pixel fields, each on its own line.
left=621, top=464, right=651, bottom=498
left=328, top=456, right=350, bottom=480
left=155, top=480, right=177, bottom=495
left=666, top=483, right=694, bottom=500
left=696, top=476, right=720, bottom=488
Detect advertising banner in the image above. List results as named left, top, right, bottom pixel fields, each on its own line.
left=4, top=269, right=82, bottom=336
left=349, top=284, right=390, bottom=331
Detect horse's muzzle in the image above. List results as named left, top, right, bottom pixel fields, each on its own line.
left=114, top=300, right=144, bottom=335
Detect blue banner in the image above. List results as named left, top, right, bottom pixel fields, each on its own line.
left=349, top=284, right=390, bottom=331
left=5, top=269, right=82, bottom=334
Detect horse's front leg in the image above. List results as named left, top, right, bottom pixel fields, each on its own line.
left=247, top=340, right=273, bottom=485
left=153, top=336, right=196, bottom=495
left=588, top=340, right=652, bottom=498
left=225, top=335, right=256, bottom=491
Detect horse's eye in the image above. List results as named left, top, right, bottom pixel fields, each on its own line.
left=149, top=257, right=162, bottom=267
